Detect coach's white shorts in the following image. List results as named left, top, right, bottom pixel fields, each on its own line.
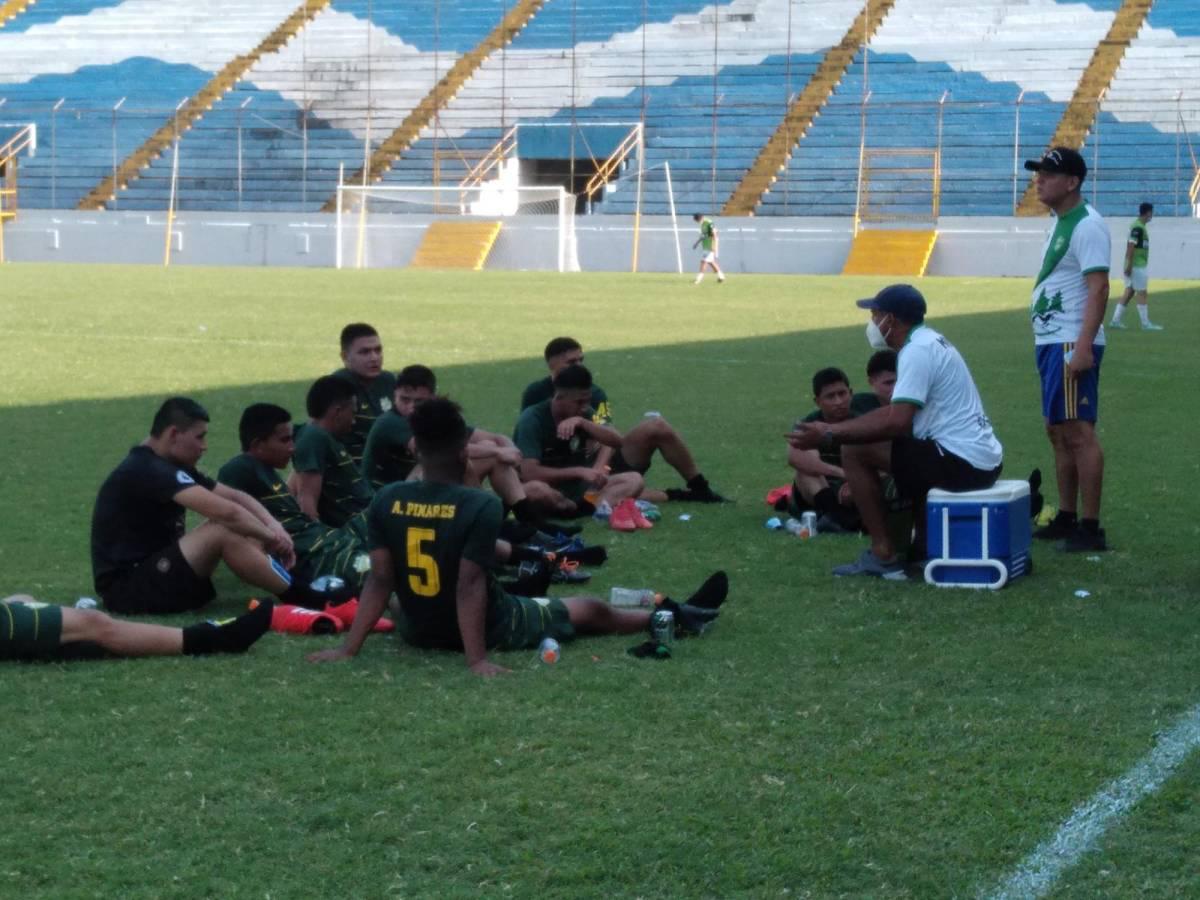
left=700, top=251, right=717, bottom=265
left=1126, top=267, right=1149, bottom=292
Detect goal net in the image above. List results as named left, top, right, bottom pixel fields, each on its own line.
left=335, top=183, right=580, bottom=272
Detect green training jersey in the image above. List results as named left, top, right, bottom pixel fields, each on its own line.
left=217, top=453, right=369, bottom=587
left=699, top=217, right=715, bottom=251
left=513, top=399, right=590, bottom=469
left=367, top=480, right=507, bottom=650
left=331, top=368, right=398, bottom=466
left=1128, top=218, right=1149, bottom=269
left=292, top=423, right=374, bottom=528
left=798, top=392, right=881, bottom=469
left=1030, top=201, right=1110, bottom=346
left=519, top=376, right=611, bottom=424
left=362, top=409, right=417, bottom=489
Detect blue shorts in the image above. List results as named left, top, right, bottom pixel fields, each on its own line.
left=1036, top=343, right=1104, bottom=424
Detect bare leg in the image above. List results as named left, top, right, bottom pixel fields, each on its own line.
left=179, top=522, right=291, bottom=594
left=620, top=417, right=700, bottom=481
left=841, top=442, right=895, bottom=560
left=1059, top=420, right=1104, bottom=519
left=1046, top=423, right=1079, bottom=514
left=59, top=607, right=182, bottom=656
left=599, top=471, right=644, bottom=506
left=477, top=458, right=527, bottom=507
left=523, top=480, right=576, bottom=516
left=788, top=447, right=832, bottom=505
left=562, top=597, right=651, bottom=635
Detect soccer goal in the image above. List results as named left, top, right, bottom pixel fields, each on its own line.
left=335, top=183, right=580, bottom=272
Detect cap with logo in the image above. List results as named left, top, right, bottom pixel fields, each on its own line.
left=855, top=284, right=927, bottom=323
left=1023, top=146, right=1087, bottom=180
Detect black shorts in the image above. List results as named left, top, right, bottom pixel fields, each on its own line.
left=99, top=542, right=215, bottom=615
left=608, top=448, right=650, bottom=476
left=890, top=438, right=1000, bottom=501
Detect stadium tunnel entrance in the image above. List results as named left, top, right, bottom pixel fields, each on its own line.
left=516, top=124, right=633, bottom=214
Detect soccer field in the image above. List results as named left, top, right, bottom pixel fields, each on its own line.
left=1, top=263, right=1198, bottom=898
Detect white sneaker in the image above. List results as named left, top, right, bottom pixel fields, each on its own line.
left=1142, top=322, right=1164, bottom=331
left=1109, top=320, right=1126, bottom=329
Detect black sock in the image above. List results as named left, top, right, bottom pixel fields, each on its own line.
left=573, top=499, right=596, bottom=518
left=279, top=582, right=325, bottom=610
left=1055, top=510, right=1078, bottom=525
left=813, top=487, right=840, bottom=517
left=1079, top=518, right=1100, bottom=534
left=686, top=474, right=709, bottom=491
left=685, top=570, right=729, bottom=610
left=182, top=602, right=273, bottom=655
left=509, top=544, right=547, bottom=564
left=511, top=499, right=543, bottom=525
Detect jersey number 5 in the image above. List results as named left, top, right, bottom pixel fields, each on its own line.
left=406, top=527, right=441, bottom=597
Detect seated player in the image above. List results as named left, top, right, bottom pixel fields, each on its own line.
left=308, top=398, right=728, bottom=676
left=866, top=349, right=898, bottom=405
left=520, top=337, right=726, bottom=503
left=365, top=364, right=573, bottom=523
left=91, top=397, right=303, bottom=615
left=291, top=376, right=374, bottom=529
left=786, top=367, right=882, bottom=531
left=514, top=364, right=646, bottom=520
left=1, top=594, right=272, bottom=661
left=219, top=403, right=371, bottom=595
left=331, top=322, right=397, bottom=467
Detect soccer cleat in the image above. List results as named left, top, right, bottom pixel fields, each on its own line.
left=1142, top=322, right=1163, bottom=331
left=635, top=499, right=662, bottom=521
left=619, top=498, right=654, bottom=529
left=550, top=558, right=592, bottom=585
left=683, top=570, right=729, bottom=610
left=1033, top=513, right=1077, bottom=541
left=609, top=499, right=638, bottom=532
left=548, top=544, right=608, bottom=566
left=1058, top=526, right=1109, bottom=553
left=831, top=549, right=907, bottom=580
left=1108, top=319, right=1126, bottom=329
left=658, top=597, right=720, bottom=637
left=666, top=486, right=730, bottom=503
left=765, top=484, right=792, bottom=509
left=251, top=599, right=344, bottom=635
left=592, top=500, right=613, bottom=521
left=325, top=598, right=395, bottom=633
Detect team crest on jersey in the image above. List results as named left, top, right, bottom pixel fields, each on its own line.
left=156, top=556, right=172, bottom=574
left=380, top=398, right=392, bottom=412
left=1032, top=288, right=1064, bottom=331
left=1053, top=236, right=1066, bottom=253
left=176, top=471, right=195, bottom=486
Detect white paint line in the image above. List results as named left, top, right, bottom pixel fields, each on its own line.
left=984, top=703, right=1200, bottom=900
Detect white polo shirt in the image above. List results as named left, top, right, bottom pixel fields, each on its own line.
left=892, top=324, right=1003, bottom=471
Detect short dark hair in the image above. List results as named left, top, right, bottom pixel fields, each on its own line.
left=543, top=337, right=582, bottom=362
left=150, top=397, right=209, bottom=437
left=811, top=367, right=850, bottom=398
left=1139, top=201, right=1154, bottom=216
left=306, top=376, right=356, bottom=419
left=340, top=323, right=378, bottom=352
left=396, top=364, right=437, bottom=392
left=238, top=403, right=291, bottom=451
left=409, top=397, right=469, bottom=457
left=692, top=213, right=703, bottom=221
left=866, top=350, right=898, bottom=379
left=553, top=364, right=593, bottom=393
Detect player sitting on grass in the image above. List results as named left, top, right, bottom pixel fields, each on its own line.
left=308, top=398, right=728, bottom=676
left=520, top=337, right=727, bottom=504
left=91, top=397, right=304, bottom=615
left=514, top=364, right=647, bottom=526
left=331, top=322, right=397, bottom=467
left=785, top=366, right=883, bottom=531
left=219, top=403, right=371, bottom=597
left=1, top=594, right=272, bottom=661
left=866, top=349, right=898, bottom=405
left=291, top=376, right=374, bottom=529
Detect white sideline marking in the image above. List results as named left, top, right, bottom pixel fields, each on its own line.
left=985, top=703, right=1200, bottom=900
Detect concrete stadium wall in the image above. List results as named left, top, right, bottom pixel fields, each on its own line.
left=4, top=210, right=1200, bottom=278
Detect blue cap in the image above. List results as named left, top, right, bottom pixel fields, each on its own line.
left=855, top=284, right=927, bottom=323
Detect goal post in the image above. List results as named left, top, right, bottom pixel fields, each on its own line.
left=335, top=184, right=580, bottom=272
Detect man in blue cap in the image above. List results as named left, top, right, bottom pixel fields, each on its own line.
left=787, top=285, right=1003, bottom=579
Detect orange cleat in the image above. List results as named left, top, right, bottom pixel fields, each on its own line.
left=250, top=599, right=343, bottom=635
left=610, top=499, right=638, bottom=532
left=325, top=597, right=395, bottom=633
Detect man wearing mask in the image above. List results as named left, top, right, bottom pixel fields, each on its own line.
left=787, top=285, right=1003, bottom=579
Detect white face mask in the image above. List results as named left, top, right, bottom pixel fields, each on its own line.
left=866, top=317, right=891, bottom=350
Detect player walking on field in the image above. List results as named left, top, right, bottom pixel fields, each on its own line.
left=1110, top=201, right=1162, bottom=331
left=1024, top=147, right=1111, bottom=553
left=692, top=213, right=726, bottom=284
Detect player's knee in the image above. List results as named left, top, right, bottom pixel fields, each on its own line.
left=71, top=608, right=118, bottom=644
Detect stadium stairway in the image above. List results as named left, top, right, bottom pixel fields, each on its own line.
left=77, top=0, right=332, bottom=210
left=319, top=0, right=546, bottom=212
left=409, top=219, right=501, bottom=270
left=723, top=0, right=897, bottom=216
left=1016, top=0, right=1154, bottom=215
left=841, top=228, right=936, bottom=276
left=0, top=0, right=35, bottom=28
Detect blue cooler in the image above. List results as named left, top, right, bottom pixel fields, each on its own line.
left=924, top=480, right=1031, bottom=589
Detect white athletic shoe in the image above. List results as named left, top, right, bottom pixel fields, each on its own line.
left=1142, top=322, right=1164, bottom=331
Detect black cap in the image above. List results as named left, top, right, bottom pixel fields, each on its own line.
left=1024, top=146, right=1087, bottom=180
left=855, top=284, right=927, bottom=323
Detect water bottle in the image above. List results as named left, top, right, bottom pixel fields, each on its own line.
left=75, top=597, right=98, bottom=610
left=783, top=517, right=804, bottom=536
left=310, top=575, right=345, bottom=593
left=539, top=637, right=561, bottom=664
left=610, top=587, right=657, bottom=608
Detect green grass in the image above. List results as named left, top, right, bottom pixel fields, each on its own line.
left=1, top=263, right=1198, bottom=898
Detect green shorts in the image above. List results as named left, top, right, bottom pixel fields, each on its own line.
left=296, top=524, right=370, bottom=595
left=486, top=592, right=575, bottom=651
left=0, top=600, right=64, bottom=661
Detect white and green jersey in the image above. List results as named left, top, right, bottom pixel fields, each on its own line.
left=1128, top=218, right=1150, bottom=269
left=698, top=217, right=715, bottom=251
left=892, top=324, right=1003, bottom=472
left=1030, top=201, right=1110, bottom=346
